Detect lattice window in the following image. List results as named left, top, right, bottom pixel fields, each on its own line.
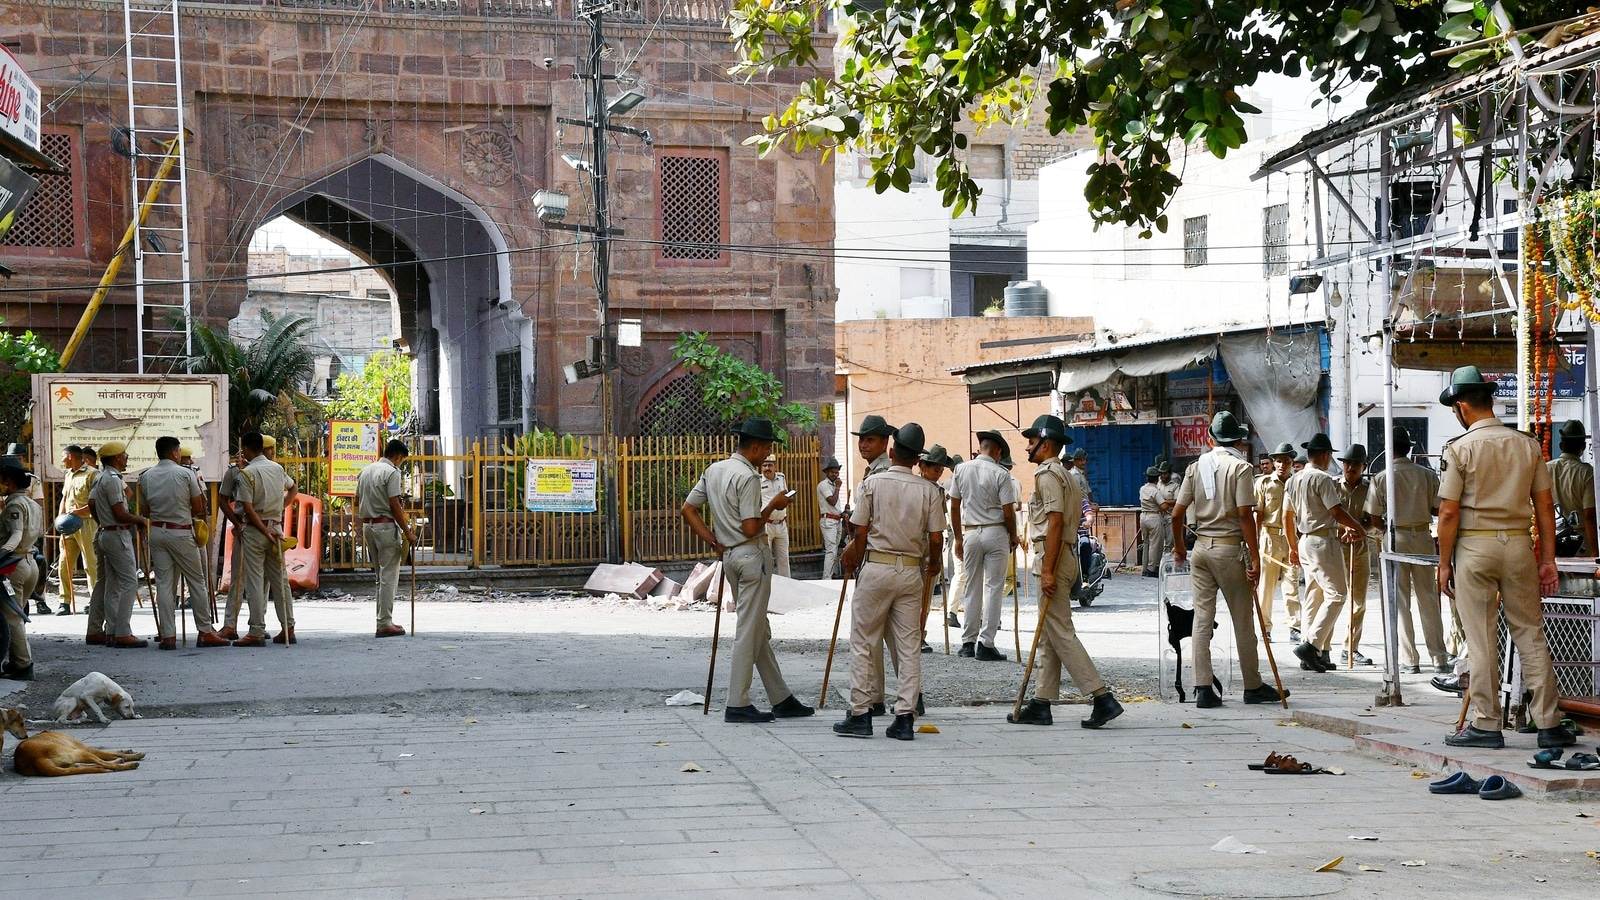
left=1262, top=203, right=1289, bottom=277
left=1, top=132, right=78, bottom=249
left=640, top=374, right=723, bottom=436
left=1183, top=215, right=1208, bottom=268
left=495, top=350, right=522, bottom=422
left=659, top=152, right=724, bottom=263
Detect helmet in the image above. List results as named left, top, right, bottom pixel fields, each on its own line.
left=54, top=513, right=84, bottom=536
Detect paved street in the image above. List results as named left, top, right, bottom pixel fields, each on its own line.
left=2, top=573, right=1598, bottom=897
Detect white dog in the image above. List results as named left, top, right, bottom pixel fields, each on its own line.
left=53, top=673, right=137, bottom=724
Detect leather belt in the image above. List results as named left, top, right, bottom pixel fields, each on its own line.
left=962, top=523, right=1003, bottom=530
left=1460, top=528, right=1530, bottom=537
left=1299, top=528, right=1339, bottom=539
left=822, top=513, right=845, bottom=520
left=1194, top=535, right=1242, bottom=545
left=1263, top=525, right=1284, bottom=533
left=865, top=550, right=922, bottom=568
left=101, top=525, right=129, bottom=532
left=150, top=522, right=191, bottom=530
left=362, top=517, right=395, bottom=524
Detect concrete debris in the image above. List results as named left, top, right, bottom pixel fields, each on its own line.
left=1210, top=836, right=1264, bottom=854
left=682, top=562, right=716, bottom=601
left=584, top=563, right=663, bottom=599
left=649, top=576, right=682, bottom=600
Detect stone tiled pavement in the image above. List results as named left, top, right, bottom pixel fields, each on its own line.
left=5, top=699, right=1599, bottom=898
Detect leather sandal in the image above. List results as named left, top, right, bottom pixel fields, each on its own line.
left=1528, top=748, right=1564, bottom=770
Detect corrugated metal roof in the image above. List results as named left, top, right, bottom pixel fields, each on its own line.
left=951, top=323, right=1272, bottom=379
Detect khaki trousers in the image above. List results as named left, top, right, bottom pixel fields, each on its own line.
left=59, top=518, right=97, bottom=609
left=224, top=523, right=245, bottom=630
left=240, top=527, right=294, bottom=639
left=723, top=542, right=791, bottom=709
left=3, top=557, right=37, bottom=667
left=1031, top=546, right=1106, bottom=700
left=764, top=521, right=790, bottom=578
left=820, top=518, right=841, bottom=580
left=1299, top=534, right=1348, bottom=651
left=1342, top=541, right=1371, bottom=657
left=1189, top=537, right=1263, bottom=691
left=1139, top=513, right=1165, bottom=575
left=91, top=528, right=139, bottom=639
left=150, top=527, right=214, bottom=638
left=1455, top=533, right=1561, bottom=731
left=850, top=558, right=924, bottom=716
left=960, top=525, right=1009, bottom=647
left=1392, top=528, right=1447, bottom=667
left=363, top=522, right=406, bottom=628
left=1257, top=528, right=1299, bottom=635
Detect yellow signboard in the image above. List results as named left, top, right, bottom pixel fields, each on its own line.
left=32, top=374, right=228, bottom=482
left=328, top=420, right=381, bottom=496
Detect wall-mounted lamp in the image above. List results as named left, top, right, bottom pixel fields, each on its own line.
left=1288, top=273, right=1324, bottom=295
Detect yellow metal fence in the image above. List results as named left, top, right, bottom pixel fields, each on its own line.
left=273, top=435, right=823, bottom=570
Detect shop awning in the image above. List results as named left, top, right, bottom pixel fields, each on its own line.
left=952, top=331, right=1223, bottom=400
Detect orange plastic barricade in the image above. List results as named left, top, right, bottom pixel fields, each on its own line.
left=216, top=493, right=323, bottom=592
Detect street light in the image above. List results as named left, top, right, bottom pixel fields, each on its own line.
left=606, top=89, right=646, bottom=116
left=561, top=153, right=593, bottom=173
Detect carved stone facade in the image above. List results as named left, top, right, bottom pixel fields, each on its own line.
left=0, top=0, right=836, bottom=443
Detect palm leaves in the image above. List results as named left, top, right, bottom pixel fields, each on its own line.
left=188, top=310, right=317, bottom=436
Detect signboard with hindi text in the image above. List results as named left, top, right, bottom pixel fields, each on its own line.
left=328, top=420, right=380, bottom=496
left=32, top=374, right=228, bottom=482
left=524, top=458, right=598, bottom=513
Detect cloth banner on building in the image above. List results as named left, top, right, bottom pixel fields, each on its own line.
left=1218, top=330, right=1322, bottom=452
left=525, top=458, right=597, bottom=513
left=328, top=420, right=380, bottom=496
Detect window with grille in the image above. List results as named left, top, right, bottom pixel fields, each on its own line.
left=1262, top=203, right=1289, bottom=277
left=658, top=151, right=726, bottom=264
left=495, top=350, right=522, bottom=422
left=1, top=132, right=79, bottom=250
left=1183, top=215, right=1208, bottom=268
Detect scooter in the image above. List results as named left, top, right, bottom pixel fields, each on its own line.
left=1073, top=534, right=1108, bottom=607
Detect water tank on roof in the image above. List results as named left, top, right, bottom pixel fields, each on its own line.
left=1003, top=280, right=1048, bottom=317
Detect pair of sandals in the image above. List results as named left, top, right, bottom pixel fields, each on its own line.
left=1430, top=771, right=1522, bottom=799
left=1528, top=748, right=1600, bottom=771
left=1248, top=751, right=1329, bottom=775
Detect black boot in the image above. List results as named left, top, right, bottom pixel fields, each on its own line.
left=1538, top=724, right=1579, bottom=748
left=869, top=702, right=887, bottom=717
left=1293, top=641, right=1328, bottom=672
left=1081, top=692, right=1124, bottom=728
left=958, top=642, right=976, bottom=658
left=832, top=712, right=874, bottom=738
left=772, top=695, right=814, bottom=718
left=1242, top=684, right=1288, bottom=704
left=1195, top=685, right=1222, bottom=708
left=34, top=598, right=51, bottom=616
left=1007, top=698, right=1052, bottom=725
left=885, top=713, right=915, bottom=741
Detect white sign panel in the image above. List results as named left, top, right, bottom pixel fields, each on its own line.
left=524, top=458, right=598, bottom=513
left=0, top=46, right=42, bottom=152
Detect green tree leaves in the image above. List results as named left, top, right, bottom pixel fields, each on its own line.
left=671, top=332, right=818, bottom=437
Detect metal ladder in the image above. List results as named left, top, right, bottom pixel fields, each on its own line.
left=122, top=0, right=193, bottom=374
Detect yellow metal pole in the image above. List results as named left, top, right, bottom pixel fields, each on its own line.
left=471, top=440, right=483, bottom=568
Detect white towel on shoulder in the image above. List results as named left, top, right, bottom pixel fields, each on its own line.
left=1196, top=446, right=1248, bottom=500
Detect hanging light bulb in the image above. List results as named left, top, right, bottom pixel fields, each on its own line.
left=1329, top=287, right=1344, bottom=308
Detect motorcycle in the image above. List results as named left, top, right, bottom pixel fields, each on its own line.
left=1073, top=534, right=1108, bottom=607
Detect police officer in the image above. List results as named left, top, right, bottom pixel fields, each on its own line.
left=1009, top=415, right=1123, bottom=728
left=1366, top=426, right=1447, bottom=674
left=1437, top=366, right=1574, bottom=749
left=1285, top=434, right=1365, bottom=673
left=88, top=442, right=148, bottom=648
left=834, top=424, right=945, bottom=740
left=1549, top=419, right=1596, bottom=556
left=917, top=444, right=954, bottom=656
left=817, top=457, right=845, bottom=580
left=1334, top=443, right=1375, bottom=666
left=216, top=445, right=247, bottom=640
left=1138, top=466, right=1166, bottom=577
left=234, top=432, right=295, bottom=647
left=949, top=429, right=1018, bottom=661
left=758, top=455, right=791, bottom=578
left=141, top=436, right=227, bottom=649
left=57, top=444, right=97, bottom=616
left=1254, top=442, right=1299, bottom=642
left=355, top=439, right=416, bottom=638
left=681, top=418, right=812, bottom=723
left=0, top=461, right=42, bottom=678
left=1170, top=412, right=1283, bottom=707
left=849, top=414, right=901, bottom=713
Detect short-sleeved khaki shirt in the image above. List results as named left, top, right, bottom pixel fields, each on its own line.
left=0, top=491, right=42, bottom=555
left=242, top=455, right=290, bottom=520
left=850, top=465, right=946, bottom=557
left=1139, top=483, right=1163, bottom=515
left=759, top=472, right=788, bottom=524
left=948, top=454, right=1016, bottom=526
left=141, top=459, right=202, bottom=525
left=1548, top=454, right=1595, bottom=514
left=1438, top=418, right=1552, bottom=530
left=62, top=466, right=95, bottom=516
left=355, top=458, right=404, bottom=521
left=685, top=453, right=763, bottom=549
left=816, top=477, right=843, bottom=517
left=1254, top=473, right=1290, bottom=529
left=1340, top=477, right=1371, bottom=526
left=89, top=467, right=129, bottom=527
left=1285, top=466, right=1346, bottom=533
left=218, top=464, right=243, bottom=501
left=1366, top=458, right=1440, bottom=528
left=1173, top=449, right=1256, bottom=538
left=1028, top=458, right=1083, bottom=544
left=852, top=452, right=890, bottom=507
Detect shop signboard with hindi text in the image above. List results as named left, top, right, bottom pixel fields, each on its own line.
left=328, top=420, right=380, bottom=496
left=32, top=374, right=228, bottom=482
left=525, top=458, right=598, bottom=513
left=1170, top=415, right=1212, bottom=458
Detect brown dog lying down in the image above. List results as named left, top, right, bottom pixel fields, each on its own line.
left=1, top=708, right=144, bottom=776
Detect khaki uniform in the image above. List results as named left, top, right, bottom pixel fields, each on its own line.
left=1253, top=472, right=1300, bottom=635
left=1287, top=466, right=1348, bottom=651
left=1138, top=482, right=1165, bottom=576
left=0, top=491, right=42, bottom=667
left=686, top=454, right=793, bottom=709
left=1549, top=453, right=1595, bottom=555
left=817, top=476, right=844, bottom=579
left=760, top=471, right=791, bottom=578
left=853, top=453, right=901, bottom=703
left=218, top=464, right=246, bottom=629
left=87, top=468, right=139, bottom=639
left=1367, top=459, right=1447, bottom=667
left=1439, top=417, right=1560, bottom=732
left=1338, top=476, right=1373, bottom=659
left=238, top=455, right=295, bottom=639
left=1174, top=449, right=1264, bottom=691
left=58, top=465, right=98, bottom=610
left=356, top=458, right=407, bottom=629
left=142, top=459, right=216, bottom=638
left=847, top=465, right=945, bottom=716
left=1028, top=458, right=1107, bottom=700
left=950, top=454, right=1016, bottom=649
